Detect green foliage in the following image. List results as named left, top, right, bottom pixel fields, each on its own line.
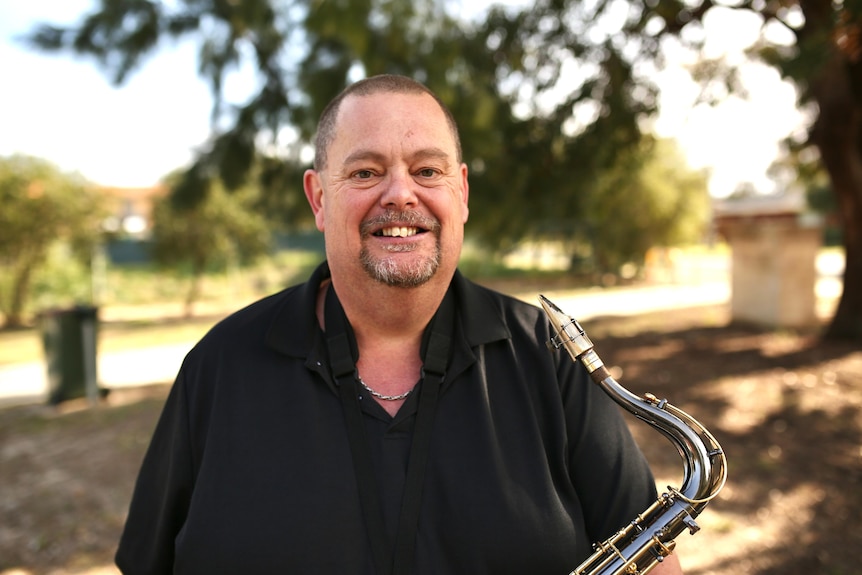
left=0, top=155, right=106, bottom=327
left=22, top=1, right=722, bottom=281
left=578, top=137, right=710, bottom=273
left=458, top=0, right=671, bottom=255
left=29, top=244, right=95, bottom=311
left=772, top=144, right=836, bottom=215
left=150, top=172, right=272, bottom=313
left=152, top=175, right=271, bottom=269
left=20, top=0, right=862, bottom=338
left=24, top=1, right=674, bottom=237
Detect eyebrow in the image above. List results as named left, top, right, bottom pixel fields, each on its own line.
left=342, top=147, right=453, bottom=167
left=343, top=149, right=386, bottom=166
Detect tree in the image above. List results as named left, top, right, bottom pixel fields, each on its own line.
left=770, top=139, right=841, bottom=243
left=585, top=137, right=711, bottom=274
left=27, top=0, right=819, bottom=330
left=150, top=173, right=271, bottom=317
left=0, top=155, right=106, bottom=328
left=22, top=0, right=660, bottom=250
left=663, top=0, right=862, bottom=339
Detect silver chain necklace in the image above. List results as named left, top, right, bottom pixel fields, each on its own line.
left=357, top=375, right=414, bottom=401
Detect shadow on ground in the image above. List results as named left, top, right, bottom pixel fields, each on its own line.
left=587, top=306, right=862, bottom=575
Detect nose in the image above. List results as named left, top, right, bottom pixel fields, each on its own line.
left=380, top=169, right=419, bottom=209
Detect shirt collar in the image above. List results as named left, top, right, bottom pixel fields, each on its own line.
left=450, top=268, right=512, bottom=347
left=264, top=261, right=511, bottom=359
left=264, top=261, right=331, bottom=357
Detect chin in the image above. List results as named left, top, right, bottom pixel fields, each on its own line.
left=361, top=254, right=439, bottom=287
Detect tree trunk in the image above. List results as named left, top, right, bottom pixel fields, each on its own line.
left=184, top=258, right=206, bottom=319
left=810, top=52, right=862, bottom=340
left=4, top=263, right=35, bottom=329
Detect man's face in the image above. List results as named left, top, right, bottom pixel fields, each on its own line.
left=304, top=91, right=469, bottom=289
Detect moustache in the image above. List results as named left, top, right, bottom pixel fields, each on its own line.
left=359, top=211, right=441, bottom=236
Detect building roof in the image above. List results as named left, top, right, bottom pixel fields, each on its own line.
left=713, top=192, right=805, bottom=220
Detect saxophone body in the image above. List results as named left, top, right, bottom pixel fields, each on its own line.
left=539, top=295, right=727, bottom=575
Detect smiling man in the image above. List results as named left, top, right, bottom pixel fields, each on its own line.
left=301, top=79, right=470, bottom=417
left=308, top=81, right=468, bottom=290
left=115, top=75, right=683, bottom=575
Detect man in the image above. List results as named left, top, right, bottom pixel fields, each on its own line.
left=115, top=74, right=683, bottom=575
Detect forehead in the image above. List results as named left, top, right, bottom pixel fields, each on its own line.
left=329, top=92, right=457, bottom=162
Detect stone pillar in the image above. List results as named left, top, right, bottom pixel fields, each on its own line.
left=721, top=216, right=822, bottom=328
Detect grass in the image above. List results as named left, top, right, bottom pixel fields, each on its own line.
left=0, top=241, right=750, bottom=367
left=0, top=316, right=221, bottom=366
left=0, top=250, right=324, bottom=366
left=0, top=329, right=42, bottom=366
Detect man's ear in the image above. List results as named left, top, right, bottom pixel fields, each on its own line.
left=303, top=169, right=326, bottom=232
left=459, top=162, right=470, bottom=224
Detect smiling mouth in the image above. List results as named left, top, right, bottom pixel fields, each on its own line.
left=362, top=211, right=441, bottom=239
left=377, top=226, right=419, bottom=238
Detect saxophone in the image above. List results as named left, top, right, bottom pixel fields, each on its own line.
left=539, top=295, right=727, bottom=575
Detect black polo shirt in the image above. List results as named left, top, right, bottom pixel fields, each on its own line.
left=116, top=263, right=658, bottom=575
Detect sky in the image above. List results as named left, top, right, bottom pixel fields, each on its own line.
left=0, top=1, right=808, bottom=197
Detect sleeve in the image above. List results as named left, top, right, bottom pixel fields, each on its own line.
left=115, top=367, right=196, bottom=575
left=559, top=355, right=659, bottom=543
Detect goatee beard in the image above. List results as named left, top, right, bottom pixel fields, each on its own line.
left=359, top=211, right=441, bottom=288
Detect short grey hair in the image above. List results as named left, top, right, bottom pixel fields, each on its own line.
left=312, top=74, right=462, bottom=171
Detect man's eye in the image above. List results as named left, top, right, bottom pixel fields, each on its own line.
left=417, top=168, right=437, bottom=178
left=354, top=170, right=374, bottom=179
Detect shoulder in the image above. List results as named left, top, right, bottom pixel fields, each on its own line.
left=199, top=286, right=300, bottom=347
left=195, top=262, right=329, bottom=356
left=453, top=271, right=547, bottom=337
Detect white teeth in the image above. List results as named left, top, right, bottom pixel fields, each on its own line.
left=381, top=226, right=417, bottom=237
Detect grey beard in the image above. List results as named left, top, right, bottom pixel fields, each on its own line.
left=360, top=241, right=441, bottom=288
left=358, top=210, right=442, bottom=288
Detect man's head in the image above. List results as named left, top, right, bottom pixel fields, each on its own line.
left=313, top=75, right=463, bottom=172
left=303, top=74, right=469, bottom=290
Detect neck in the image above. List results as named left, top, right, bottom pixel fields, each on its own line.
left=317, top=270, right=453, bottom=417
left=330, top=273, right=449, bottom=345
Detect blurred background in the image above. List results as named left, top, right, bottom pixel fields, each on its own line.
left=0, top=0, right=860, bottom=574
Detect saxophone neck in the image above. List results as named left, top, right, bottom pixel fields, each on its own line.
left=539, top=294, right=728, bottom=575
left=539, top=294, right=727, bottom=508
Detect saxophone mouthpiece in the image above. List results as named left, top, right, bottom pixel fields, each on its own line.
left=538, top=295, right=595, bottom=361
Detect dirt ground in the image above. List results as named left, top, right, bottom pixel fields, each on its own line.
left=1, top=303, right=860, bottom=575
